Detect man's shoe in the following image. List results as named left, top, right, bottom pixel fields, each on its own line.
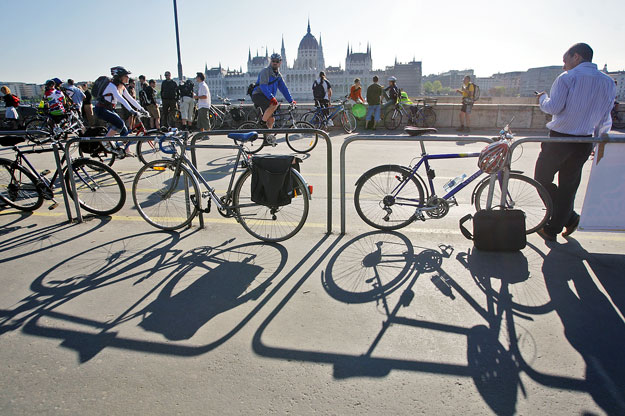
left=456, top=126, right=465, bottom=132
left=537, top=228, right=557, bottom=242
left=562, top=215, right=580, bottom=237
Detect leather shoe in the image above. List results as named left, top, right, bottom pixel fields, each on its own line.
left=537, top=228, right=557, bottom=242
left=562, top=215, right=580, bottom=237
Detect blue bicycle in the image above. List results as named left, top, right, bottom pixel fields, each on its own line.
left=300, top=98, right=357, bottom=133
left=353, top=126, right=552, bottom=234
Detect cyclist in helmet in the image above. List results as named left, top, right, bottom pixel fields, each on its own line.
left=43, top=79, right=68, bottom=132
left=94, top=66, right=148, bottom=139
left=383, top=76, right=400, bottom=114
left=250, top=53, right=296, bottom=135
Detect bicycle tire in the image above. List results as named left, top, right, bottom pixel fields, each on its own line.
left=237, top=122, right=266, bottom=154
left=301, top=111, right=325, bottom=130
left=383, top=107, right=402, bottom=130
left=24, top=117, right=52, bottom=144
left=0, top=158, right=44, bottom=211
left=340, top=110, right=357, bottom=133
left=354, top=165, right=424, bottom=231
left=233, top=168, right=309, bottom=242
left=133, top=159, right=199, bottom=230
left=474, top=173, right=552, bottom=234
left=136, top=139, right=169, bottom=165
left=65, top=158, right=126, bottom=216
left=78, top=144, right=116, bottom=168
left=285, top=121, right=318, bottom=153
left=418, top=107, right=437, bottom=128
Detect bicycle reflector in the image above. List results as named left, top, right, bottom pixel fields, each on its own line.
left=478, top=141, right=509, bottom=173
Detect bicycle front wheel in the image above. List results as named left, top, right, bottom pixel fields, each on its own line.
left=286, top=121, right=318, bottom=153
left=25, top=117, right=52, bottom=144
left=238, top=122, right=266, bottom=154
left=132, top=159, right=199, bottom=230
left=301, top=111, right=324, bottom=130
left=0, top=158, right=43, bottom=211
left=233, top=168, right=309, bottom=242
left=65, top=158, right=126, bottom=216
left=383, top=108, right=402, bottom=130
left=354, top=165, right=424, bottom=231
left=136, top=139, right=168, bottom=165
left=474, top=173, right=552, bottom=234
left=340, top=110, right=357, bottom=133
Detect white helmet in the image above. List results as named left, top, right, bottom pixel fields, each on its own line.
left=388, top=76, right=397, bottom=82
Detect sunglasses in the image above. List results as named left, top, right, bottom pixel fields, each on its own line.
left=271, top=60, right=281, bottom=63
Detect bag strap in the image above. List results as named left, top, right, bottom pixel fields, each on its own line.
left=459, top=214, right=474, bottom=240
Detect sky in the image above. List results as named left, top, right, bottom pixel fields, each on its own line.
left=3, top=0, right=625, bottom=83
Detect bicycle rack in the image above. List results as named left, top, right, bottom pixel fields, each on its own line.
left=190, top=128, right=333, bottom=234
left=63, top=133, right=188, bottom=223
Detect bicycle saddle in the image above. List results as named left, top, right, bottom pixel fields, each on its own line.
left=228, top=131, right=258, bottom=142
left=404, top=127, right=437, bottom=136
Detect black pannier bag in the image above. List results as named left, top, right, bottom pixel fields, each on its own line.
left=459, top=209, right=526, bottom=251
left=250, top=155, right=300, bottom=207
left=78, top=126, right=108, bottom=155
left=0, top=136, right=25, bottom=147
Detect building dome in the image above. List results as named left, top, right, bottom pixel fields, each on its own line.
left=298, top=19, right=319, bottom=51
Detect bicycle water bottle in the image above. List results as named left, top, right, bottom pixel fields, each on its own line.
left=443, top=173, right=467, bottom=192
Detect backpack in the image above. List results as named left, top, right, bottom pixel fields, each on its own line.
left=139, top=88, right=149, bottom=107
left=247, top=77, right=280, bottom=98
left=92, top=76, right=111, bottom=101
left=8, top=94, right=19, bottom=107
left=471, top=83, right=481, bottom=101
left=312, top=79, right=327, bottom=100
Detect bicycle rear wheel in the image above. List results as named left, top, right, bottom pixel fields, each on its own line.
left=417, top=107, right=437, bottom=128
left=285, top=121, right=318, bottom=153
left=0, top=158, right=43, bottom=211
left=65, top=158, right=126, bottom=216
left=132, top=159, right=199, bottom=230
left=237, top=122, right=266, bottom=154
left=384, top=107, right=402, bottom=130
left=233, top=168, right=309, bottom=242
left=473, top=173, right=552, bottom=234
left=340, top=110, right=357, bottom=133
left=354, top=165, right=424, bottom=231
left=25, top=117, right=52, bottom=144
left=136, top=138, right=168, bottom=165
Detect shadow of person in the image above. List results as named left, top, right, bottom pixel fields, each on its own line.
left=543, top=239, right=625, bottom=414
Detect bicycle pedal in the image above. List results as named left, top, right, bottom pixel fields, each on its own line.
left=40, top=169, right=51, bottom=176
left=48, top=202, right=58, bottom=210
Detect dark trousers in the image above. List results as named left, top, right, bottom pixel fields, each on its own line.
left=534, top=130, right=593, bottom=235
left=315, top=99, right=330, bottom=118
left=161, top=98, right=177, bottom=127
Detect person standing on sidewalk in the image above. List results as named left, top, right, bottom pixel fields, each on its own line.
left=456, top=75, right=475, bottom=133
left=194, top=72, right=211, bottom=132
left=160, top=71, right=178, bottom=127
left=365, top=76, right=383, bottom=130
left=534, top=43, right=616, bottom=241
left=144, top=79, right=160, bottom=129
left=178, top=79, right=195, bottom=130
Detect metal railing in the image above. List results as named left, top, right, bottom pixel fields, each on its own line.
left=63, top=133, right=184, bottom=223
left=340, top=134, right=495, bottom=234
left=190, top=128, right=333, bottom=234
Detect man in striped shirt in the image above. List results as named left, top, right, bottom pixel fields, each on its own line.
left=535, top=43, right=616, bottom=241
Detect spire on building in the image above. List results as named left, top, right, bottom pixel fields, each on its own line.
left=265, top=46, right=268, bottom=58
left=307, top=17, right=311, bottom=34
left=367, top=42, right=371, bottom=56
left=281, top=34, right=287, bottom=67
left=204, top=62, right=208, bottom=73
left=319, top=33, right=323, bottom=49
left=248, top=47, right=251, bottom=62
left=395, top=56, right=398, bottom=65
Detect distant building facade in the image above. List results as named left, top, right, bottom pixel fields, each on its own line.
left=519, top=65, right=563, bottom=96
left=604, top=66, right=625, bottom=101
left=202, top=20, right=422, bottom=101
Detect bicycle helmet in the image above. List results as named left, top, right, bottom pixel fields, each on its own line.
left=478, top=141, right=510, bottom=174
left=52, top=78, right=63, bottom=86
left=45, top=79, right=55, bottom=88
left=388, top=76, right=397, bottom=82
left=270, top=53, right=282, bottom=62
left=110, top=66, right=131, bottom=77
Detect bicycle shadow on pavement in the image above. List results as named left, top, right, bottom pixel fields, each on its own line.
left=4, top=231, right=334, bottom=363
left=252, top=231, right=589, bottom=415
left=0, top=214, right=110, bottom=264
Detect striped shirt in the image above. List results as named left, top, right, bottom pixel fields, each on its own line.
left=539, top=62, right=616, bottom=137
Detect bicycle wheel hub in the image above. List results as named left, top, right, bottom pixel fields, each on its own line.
left=382, top=195, right=395, bottom=206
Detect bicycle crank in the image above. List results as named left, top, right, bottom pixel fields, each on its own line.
left=425, top=197, right=450, bottom=219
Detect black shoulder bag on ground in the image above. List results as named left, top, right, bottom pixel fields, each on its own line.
left=250, top=155, right=300, bottom=207
left=459, top=209, right=526, bottom=251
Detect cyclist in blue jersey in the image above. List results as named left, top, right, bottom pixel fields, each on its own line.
left=251, top=53, right=296, bottom=130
